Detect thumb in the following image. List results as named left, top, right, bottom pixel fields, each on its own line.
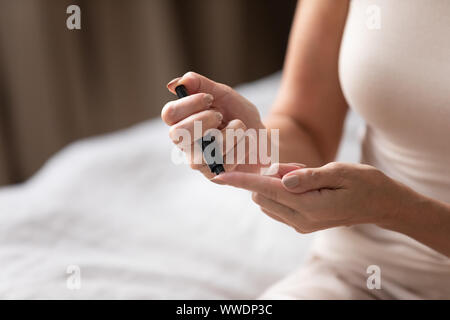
left=261, top=163, right=306, bottom=178
left=281, top=163, right=345, bottom=193
left=167, top=71, right=227, bottom=99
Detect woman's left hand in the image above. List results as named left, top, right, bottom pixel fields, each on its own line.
left=212, top=162, right=409, bottom=233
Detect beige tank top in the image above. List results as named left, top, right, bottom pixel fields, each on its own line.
left=313, top=0, right=450, bottom=298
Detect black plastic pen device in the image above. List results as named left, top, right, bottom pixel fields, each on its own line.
left=175, top=85, right=225, bottom=175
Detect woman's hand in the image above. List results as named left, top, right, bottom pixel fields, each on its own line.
left=211, top=162, right=407, bottom=233
left=161, top=72, right=266, bottom=179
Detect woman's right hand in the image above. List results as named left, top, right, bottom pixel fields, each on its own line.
left=161, top=72, right=268, bottom=179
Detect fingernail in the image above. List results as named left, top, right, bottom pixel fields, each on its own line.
left=215, top=112, right=223, bottom=122
left=204, top=94, right=214, bottom=107
left=282, top=175, right=299, bottom=188
left=262, top=163, right=279, bottom=176
left=167, top=77, right=181, bottom=90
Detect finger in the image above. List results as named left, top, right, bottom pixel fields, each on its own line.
left=222, top=119, right=247, bottom=155
left=190, top=157, right=230, bottom=179
left=167, top=72, right=229, bottom=101
left=166, top=77, right=181, bottom=90
left=190, top=162, right=216, bottom=179
left=211, top=172, right=296, bottom=206
left=189, top=149, right=238, bottom=176
left=194, top=119, right=248, bottom=174
left=281, top=162, right=346, bottom=193
left=162, top=93, right=214, bottom=125
left=261, top=163, right=306, bottom=178
left=169, top=110, right=223, bottom=146
left=187, top=120, right=246, bottom=175
left=220, top=119, right=248, bottom=171
left=254, top=189, right=351, bottom=233
left=260, top=207, right=289, bottom=225
left=252, top=192, right=297, bottom=222
left=260, top=208, right=314, bottom=234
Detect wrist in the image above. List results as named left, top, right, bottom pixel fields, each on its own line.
left=375, top=178, right=428, bottom=232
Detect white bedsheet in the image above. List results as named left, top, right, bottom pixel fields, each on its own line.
left=0, top=73, right=364, bottom=299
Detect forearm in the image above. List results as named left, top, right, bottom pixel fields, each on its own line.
left=380, top=184, right=450, bottom=258
left=264, top=0, right=349, bottom=167
left=264, top=113, right=325, bottom=167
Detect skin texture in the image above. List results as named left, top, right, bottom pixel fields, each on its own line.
left=162, top=0, right=450, bottom=257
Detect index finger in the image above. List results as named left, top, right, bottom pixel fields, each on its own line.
left=212, top=172, right=296, bottom=206
left=161, top=93, right=214, bottom=125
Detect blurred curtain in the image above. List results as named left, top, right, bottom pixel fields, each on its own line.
left=0, top=0, right=296, bottom=185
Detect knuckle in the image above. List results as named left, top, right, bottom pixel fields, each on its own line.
left=266, top=187, right=278, bottom=202
left=365, top=164, right=381, bottom=175
left=294, top=226, right=307, bottom=234
left=251, top=192, right=262, bottom=205
left=218, top=83, right=233, bottom=94
left=367, top=166, right=386, bottom=185
left=162, top=101, right=176, bottom=124
left=203, top=110, right=217, bottom=121
left=329, top=162, right=350, bottom=185
left=326, top=162, right=340, bottom=170
left=168, top=126, right=178, bottom=142
left=231, top=119, right=247, bottom=130
left=183, top=71, right=197, bottom=79
left=169, top=125, right=188, bottom=144
left=303, top=168, right=317, bottom=180
left=189, top=162, right=204, bottom=171
left=292, top=215, right=316, bottom=234
left=326, top=162, right=346, bottom=174
left=294, top=224, right=313, bottom=234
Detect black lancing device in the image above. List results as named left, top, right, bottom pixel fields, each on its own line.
left=175, top=85, right=225, bottom=175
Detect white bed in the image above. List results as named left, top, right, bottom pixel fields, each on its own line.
left=0, top=73, right=364, bottom=299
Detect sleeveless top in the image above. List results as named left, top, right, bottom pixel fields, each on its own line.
left=312, top=0, right=450, bottom=298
